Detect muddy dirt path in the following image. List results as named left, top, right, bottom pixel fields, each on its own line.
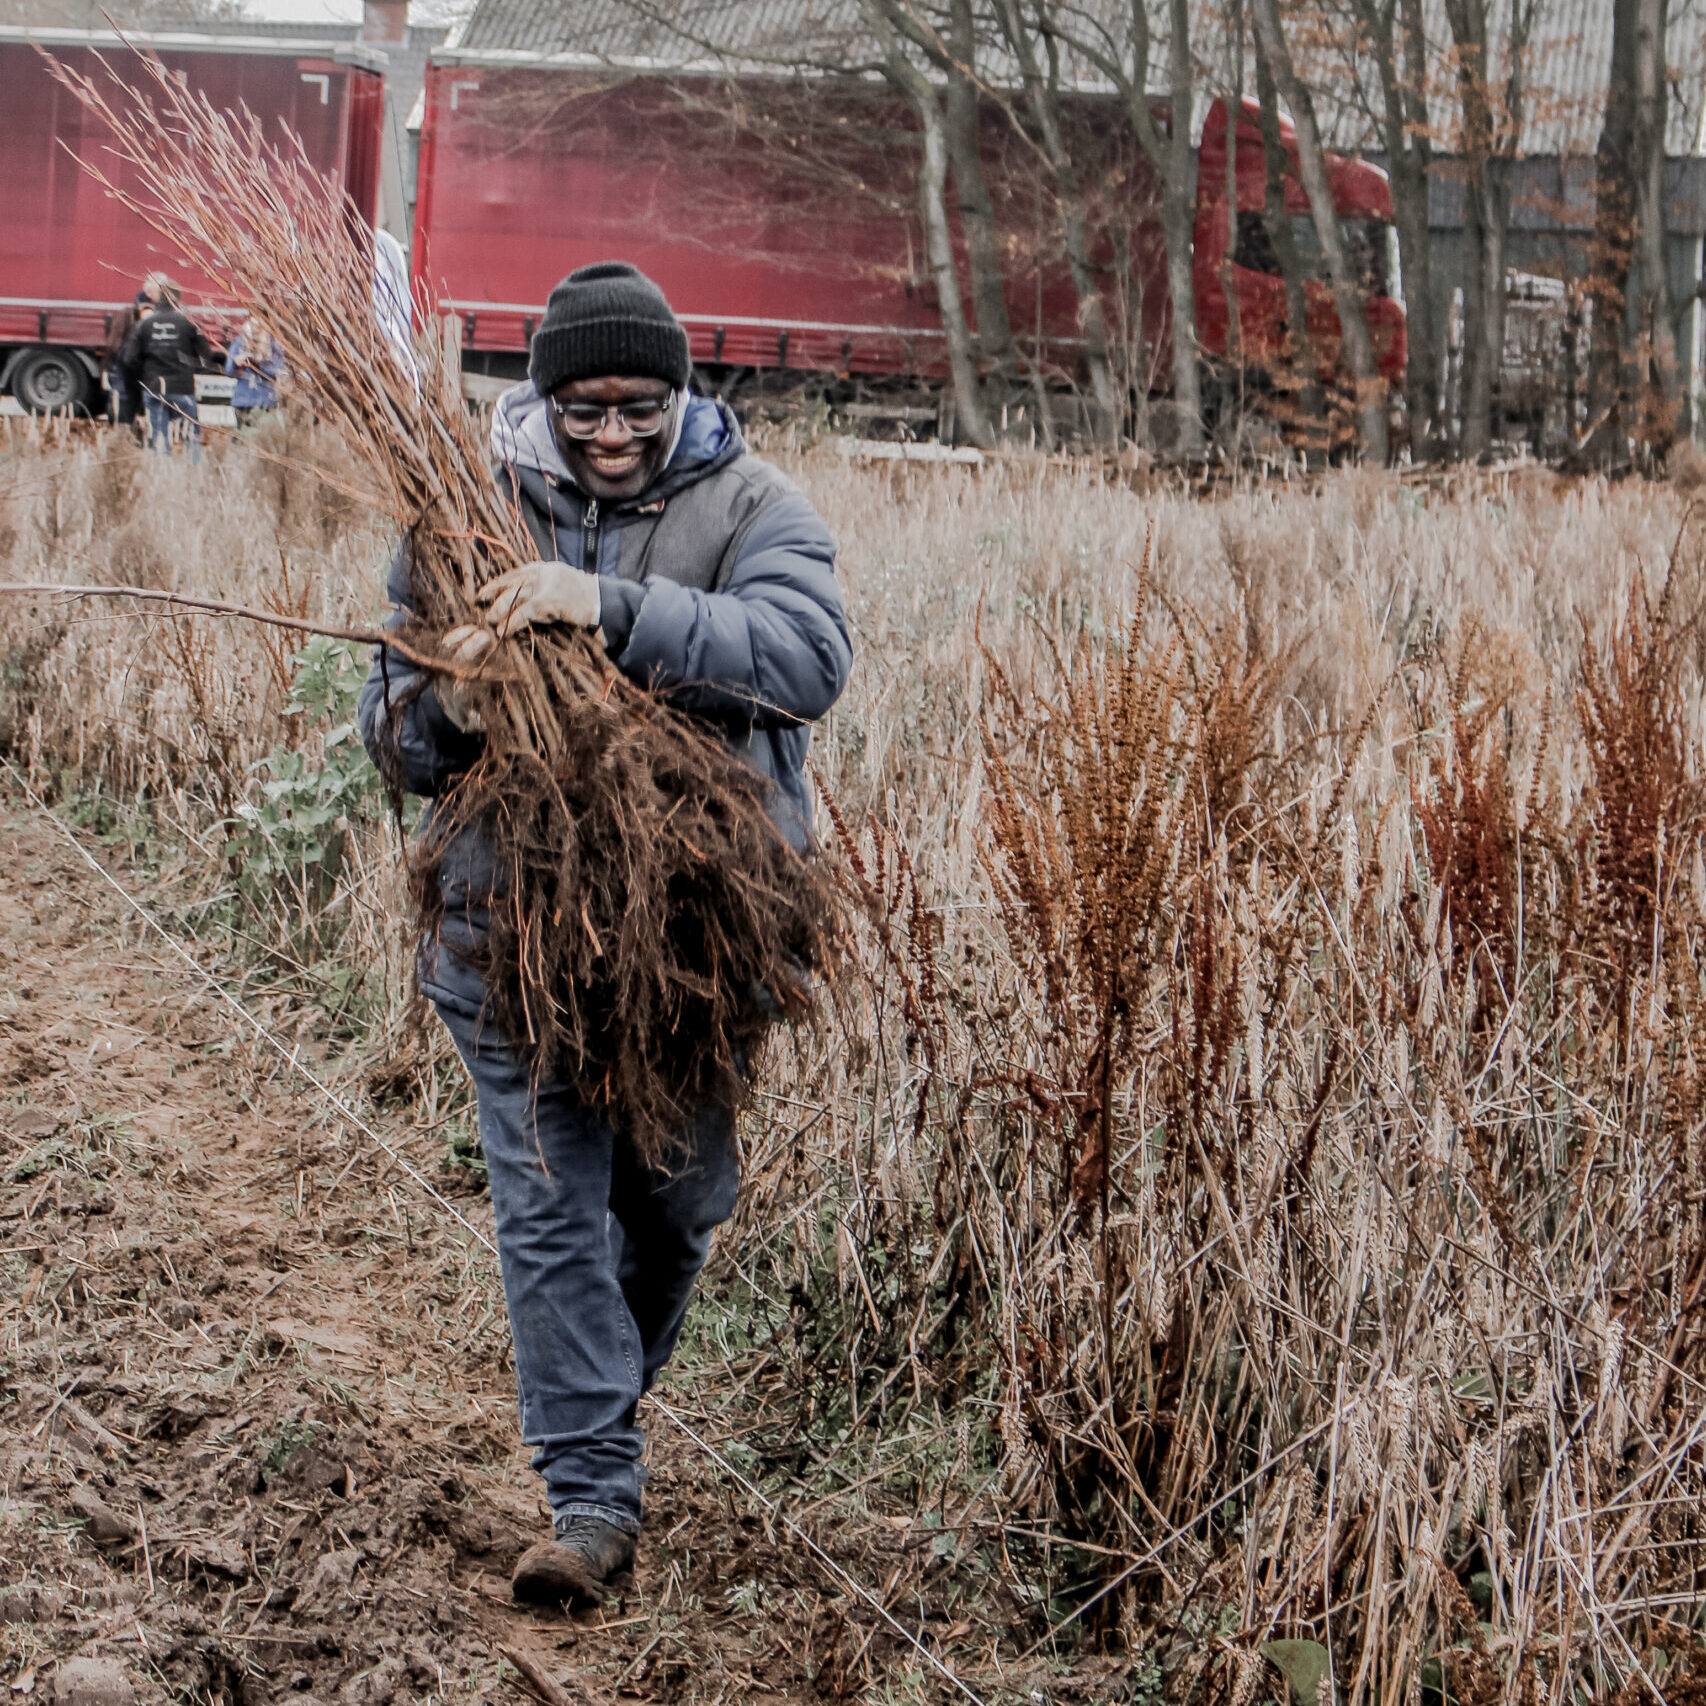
left=0, top=795, right=947, bottom=1706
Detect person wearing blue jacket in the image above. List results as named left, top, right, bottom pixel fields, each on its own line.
left=358, top=262, right=852, bottom=1607
left=224, top=315, right=283, bottom=421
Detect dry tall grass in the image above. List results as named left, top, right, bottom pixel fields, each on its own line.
left=4, top=417, right=1705, bottom=1701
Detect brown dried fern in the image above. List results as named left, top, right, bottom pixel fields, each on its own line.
left=978, top=534, right=1195, bottom=1215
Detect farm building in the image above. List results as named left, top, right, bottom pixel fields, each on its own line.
left=1385, top=0, right=1706, bottom=448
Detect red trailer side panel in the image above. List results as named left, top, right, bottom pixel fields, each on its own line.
left=414, top=68, right=947, bottom=375
left=413, top=62, right=1170, bottom=387
left=0, top=32, right=384, bottom=353
left=412, top=64, right=1402, bottom=411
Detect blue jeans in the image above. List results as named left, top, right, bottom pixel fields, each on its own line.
left=431, top=988, right=741, bottom=1535
left=144, top=391, right=200, bottom=461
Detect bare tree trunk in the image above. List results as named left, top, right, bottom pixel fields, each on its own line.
left=1458, top=158, right=1511, bottom=456
left=1158, top=128, right=1202, bottom=454
left=1161, top=0, right=1204, bottom=453
left=1442, top=0, right=1521, bottom=459
left=941, top=0, right=1018, bottom=382
left=628, top=0, right=1000, bottom=444
left=1447, top=0, right=1493, bottom=455
left=990, top=0, right=1123, bottom=447
left=1020, top=0, right=1200, bottom=454
left=917, top=92, right=998, bottom=448
left=1390, top=157, right=1439, bottom=459
left=1360, top=0, right=1438, bottom=458
left=1253, top=36, right=1321, bottom=425
left=1248, top=0, right=1389, bottom=460
left=869, top=2, right=995, bottom=448
left=1222, top=10, right=1244, bottom=374
left=1061, top=197, right=1126, bottom=446
left=1589, top=0, right=1639, bottom=461
left=1631, top=0, right=1678, bottom=450
left=1211, top=0, right=1245, bottom=453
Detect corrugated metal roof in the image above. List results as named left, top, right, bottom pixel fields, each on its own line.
left=1465, top=0, right=1704, bottom=155
left=451, top=0, right=877, bottom=66
left=1317, top=0, right=1706, bottom=157
left=442, top=0, right=1177, bottom=93
left=448, top=0, right=1706, bottom=157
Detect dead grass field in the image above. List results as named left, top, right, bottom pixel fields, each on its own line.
left=3, top=416, right=1706, bottom=1706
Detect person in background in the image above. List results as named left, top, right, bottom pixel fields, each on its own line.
left=226, top=313, right=283, bottom=424
left=104, top=287, right=151, bottom=437
left=122, top=277, right=212, bottom=462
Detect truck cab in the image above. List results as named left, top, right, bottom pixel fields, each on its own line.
left=1193, top=96, right=1407, bottom=405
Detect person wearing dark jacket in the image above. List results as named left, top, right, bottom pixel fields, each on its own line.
left=358, top=263, right=852, bottom=1608
left=121, top=279, right=213, bottom=460
left=103, top=289, right=151, bottom=432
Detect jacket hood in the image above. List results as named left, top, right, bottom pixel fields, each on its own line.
left=491, top=381, right=744, bottom=506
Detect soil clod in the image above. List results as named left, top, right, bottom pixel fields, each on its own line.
left=66, top=1487, right=135, bottom=1549
left=50, top=1659, right=133, bottom=1706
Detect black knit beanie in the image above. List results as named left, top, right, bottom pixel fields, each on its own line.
left=528, top=262, right=691, bottom=394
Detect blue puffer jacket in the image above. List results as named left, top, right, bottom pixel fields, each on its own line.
left=357, top=386, right=852, bottom=1004
left=224, top=333, right=283, bottom=409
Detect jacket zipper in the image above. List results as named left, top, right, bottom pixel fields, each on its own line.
left=582, top=498, right=600, bottom=572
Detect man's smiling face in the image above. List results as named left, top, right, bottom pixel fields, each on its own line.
left=550, top=375, right=675, bottom=502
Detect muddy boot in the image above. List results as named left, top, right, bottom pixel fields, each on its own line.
left=511, top=1515, right=636, bottom=1606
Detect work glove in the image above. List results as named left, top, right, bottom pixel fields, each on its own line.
left=434, top=623, right=495, bottom=733
left=477, top=561, right=601, bottom=640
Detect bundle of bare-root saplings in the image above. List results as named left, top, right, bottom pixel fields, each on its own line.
left=48, top=49, right=840, bottom=1159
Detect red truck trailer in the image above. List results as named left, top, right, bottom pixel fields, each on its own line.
left=410, top=52, right=1404, bottom=427
left=0, top=26, right=385, bottom=414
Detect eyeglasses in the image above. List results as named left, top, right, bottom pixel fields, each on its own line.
left=549, top=393, right=673, bottom=439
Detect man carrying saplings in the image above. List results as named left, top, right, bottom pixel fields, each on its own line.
left=358, top=262, right=852, bottom=1606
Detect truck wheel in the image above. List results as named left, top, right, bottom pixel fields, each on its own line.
left=11, top=347, right=92, bottom=414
